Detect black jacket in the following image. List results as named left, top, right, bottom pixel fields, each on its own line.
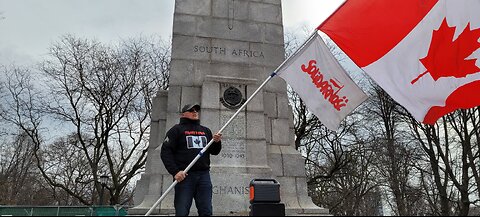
left=160, top=117, right=222, bottom=176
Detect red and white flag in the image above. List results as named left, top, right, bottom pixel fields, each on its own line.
left=318, top=0, right=480, bottom=124
left=276, top=32, right=368, bottom=131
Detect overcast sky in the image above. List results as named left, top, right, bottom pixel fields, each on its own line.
left=0, top=0, right=344, bottom=65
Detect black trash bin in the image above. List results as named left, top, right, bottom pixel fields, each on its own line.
left=249, top=179, right=285, bottom=216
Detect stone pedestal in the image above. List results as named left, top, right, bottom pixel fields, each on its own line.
left=130, top=0, right=329, bottom=215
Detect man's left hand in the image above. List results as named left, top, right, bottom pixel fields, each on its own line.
left=213, top=133, right=222, bottom=142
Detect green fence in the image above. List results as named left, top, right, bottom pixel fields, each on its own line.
left=0, top=206, right=128, bottom=216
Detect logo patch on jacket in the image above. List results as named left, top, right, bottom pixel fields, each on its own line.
left=186, top=136, right=208, bottom=149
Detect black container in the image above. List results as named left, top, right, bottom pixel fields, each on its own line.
left=249, top=203, right=285, bottom=216
left=249, top=179, right=281, bottom=204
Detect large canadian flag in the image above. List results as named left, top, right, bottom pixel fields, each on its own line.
left=276, top=32, right=368, bottom=131
left=318, top=0, right=480, bottom=124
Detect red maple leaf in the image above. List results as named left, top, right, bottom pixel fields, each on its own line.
left=411, top=18, right=480, bottom=84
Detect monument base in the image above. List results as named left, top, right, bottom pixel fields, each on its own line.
left=127, top=194, right=174, bottom=216
left=129, top=168, right=330, bottom=216
left=128, top=204, right=330, bottom=216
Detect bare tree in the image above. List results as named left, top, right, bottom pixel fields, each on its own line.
left=0, top=132, right=51, bottom=205
left=405, top=107, right=480, bottom=216
left=306, top=138, right=380, bottom=216
left=0, top=66, right=54, bottom=205
left=446, top=109, right=480, bottom=214
left=0, top=35, right=171, bottom=206
left=363, top=82, right=429, bottom=216
left=408, top=119, right=456, bottom=216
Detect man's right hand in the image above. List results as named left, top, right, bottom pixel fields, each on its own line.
left=175, top=171, right=187, bottom=182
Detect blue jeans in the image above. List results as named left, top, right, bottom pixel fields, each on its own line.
left=174, top=170, right=213, bottom=216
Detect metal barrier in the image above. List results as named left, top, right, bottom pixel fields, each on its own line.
left=0, top=206, right=127, bottom=216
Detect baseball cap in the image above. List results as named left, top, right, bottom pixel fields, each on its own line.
left=181, top=103, right=201, bottom=113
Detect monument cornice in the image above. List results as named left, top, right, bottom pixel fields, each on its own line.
left=205, top=75, right=258, bottom=85
left=173, top=14, right=284, bottom=26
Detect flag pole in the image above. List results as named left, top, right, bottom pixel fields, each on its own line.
left=145, top=30, right=319, bottom=216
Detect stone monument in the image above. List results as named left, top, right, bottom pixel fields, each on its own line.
left=131, top=0, right=329, bottom=215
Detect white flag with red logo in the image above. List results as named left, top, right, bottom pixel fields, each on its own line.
left=276, top=32, right=368, bottom=131
left=318, top=0, right=480, bottom=124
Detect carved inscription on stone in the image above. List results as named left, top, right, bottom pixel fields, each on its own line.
left=216, top=139, right=246, bottom=166
left=212, top=185, right=249, bottom=195
left=193, top=45, right=265, bottom=58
